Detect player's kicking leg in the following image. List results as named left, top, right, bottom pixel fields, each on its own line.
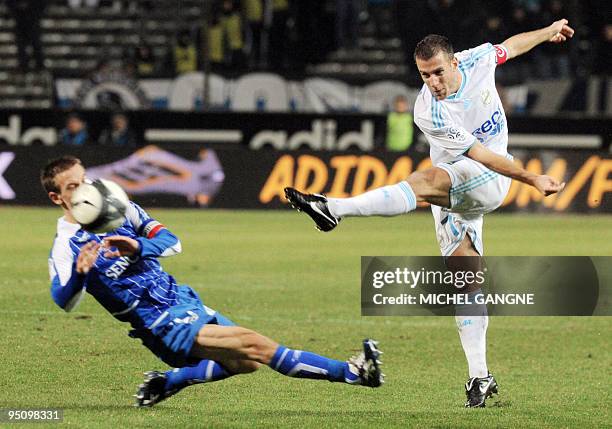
left=135, top=327, right=383, bottom=407
left=285, top=168, right=451, bottom=231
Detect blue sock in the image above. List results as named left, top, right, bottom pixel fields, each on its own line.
left=164, top=360, right=232, bottom=391
left=269, top=346, right=360, bottom=384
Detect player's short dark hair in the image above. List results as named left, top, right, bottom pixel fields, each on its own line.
left=414, top=34, right=454, bottom=61
left=41, top=156, right=82, bottom=193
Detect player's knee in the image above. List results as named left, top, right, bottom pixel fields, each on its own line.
left=450, top=247, right=478, bottom=257
left=449, top=236, right=479, bottom=258
left=406, top=168, right=450, bottom=199
left=237, top=328, right=276, bottom=363
left=219, top=357, right=261, bottom=374
left=236, top=360, right=261, bottom=374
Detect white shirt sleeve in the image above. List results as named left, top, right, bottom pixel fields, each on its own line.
left=456, top=43, right=499, bottom=69
left=124, top=201, right=150, bottom=233
left=415, top=109, right=477, bottom=159
left=49, top=233, right=87, bottom=312
left=49, top=236, right=77, bottom=286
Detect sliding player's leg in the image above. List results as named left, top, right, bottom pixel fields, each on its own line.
left=136, top=323, right=384, bottom=407
left=190, top=325, right=383, bottom=387
left=133, top=309, right=252, bottom=407
left=134, top=358, right=258, bottom=407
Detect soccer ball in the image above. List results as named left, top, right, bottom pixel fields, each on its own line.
left=70, top=179, right=130, bottom=233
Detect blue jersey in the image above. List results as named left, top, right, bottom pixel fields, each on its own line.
left=48, top=202, right=190, bottom=330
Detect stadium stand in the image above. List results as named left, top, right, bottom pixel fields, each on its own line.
left=0, top=0, right=204, bottom=108
left=0, top=0, right=608, bottom=113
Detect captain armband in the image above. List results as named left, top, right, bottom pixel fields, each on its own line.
left=143, top=220, right=166, bottom=238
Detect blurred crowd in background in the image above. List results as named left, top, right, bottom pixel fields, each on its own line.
left=6, top=0, right=610, bottom=83
left=3, top=0, right=609, bottom=149
left=141, top=0, right=610, bottom=83
left=396, top=0, right=610, bottom=82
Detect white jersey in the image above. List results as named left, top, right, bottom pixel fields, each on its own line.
left=414, top=43, right=510, bottom=166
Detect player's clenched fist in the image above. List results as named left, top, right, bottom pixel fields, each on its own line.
left=548, top=19, right=574, bottom=43
left=77, top=241, right=100, bottom=275
left=534, top=175, right=566, bottom=196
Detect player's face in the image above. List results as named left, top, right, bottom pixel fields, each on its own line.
left=49, top=164, right=86, bottom=214
left=416, top=51, right=460, bottom=101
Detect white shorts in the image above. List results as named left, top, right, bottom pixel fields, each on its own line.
left=432, top=157, right=512, bottom=257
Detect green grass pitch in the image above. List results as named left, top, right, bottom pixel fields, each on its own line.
left=0, top=207, right=610, bottom=428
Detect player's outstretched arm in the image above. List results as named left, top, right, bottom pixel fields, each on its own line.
left=466, top=142, right=565, bottom=196
left=120, top=202, right=182, bottom=258
left=103, top=228, right=181, bottom=259
left=502, top=19, right=574, bottom=60
left=102, top=236, right=140, bottom=258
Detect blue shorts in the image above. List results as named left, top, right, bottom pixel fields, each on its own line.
left=128, top=286, right=235, bottom=368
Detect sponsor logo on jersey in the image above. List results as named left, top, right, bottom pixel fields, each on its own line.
left=105, top=254, right=140, bottom=279
left=472, top=108, right=505, bottom=143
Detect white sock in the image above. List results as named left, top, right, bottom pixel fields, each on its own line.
left=327, top=181, right=417, bottom=218
left=455, top=290, right=489, bottom=379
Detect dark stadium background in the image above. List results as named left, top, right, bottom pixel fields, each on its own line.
left=0, top=0, right=609, bottom=214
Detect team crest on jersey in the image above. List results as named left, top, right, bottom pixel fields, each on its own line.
left=76, top=232, right=91, bottom=242
left=480, top=89, right=492, bottom=106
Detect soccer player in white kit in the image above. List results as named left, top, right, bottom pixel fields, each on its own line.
left=285, top=19, right=574, bottom=407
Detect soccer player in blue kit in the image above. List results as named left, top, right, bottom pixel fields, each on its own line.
left=42, top=156, right=384, bottom=407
